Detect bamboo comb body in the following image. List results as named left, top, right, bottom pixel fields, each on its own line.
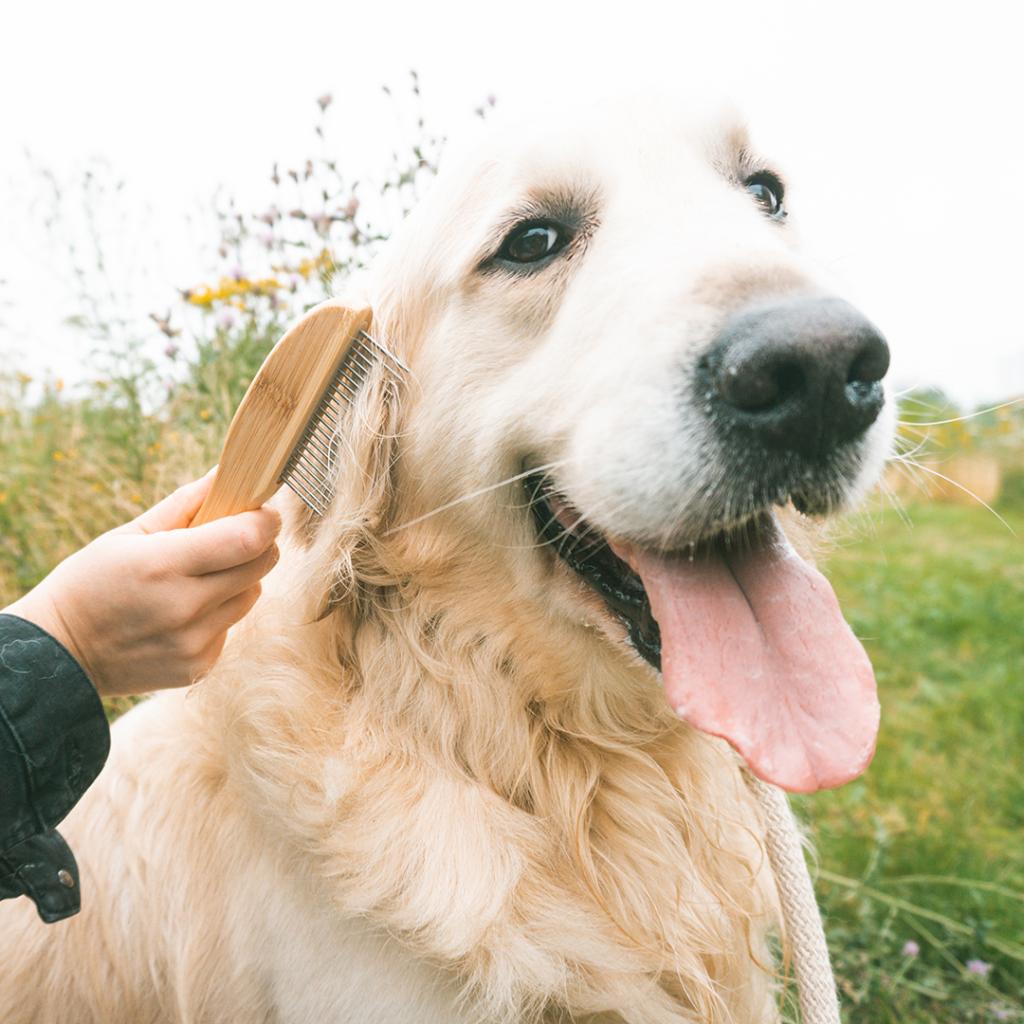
left=191, top=301, right=405, bottom=526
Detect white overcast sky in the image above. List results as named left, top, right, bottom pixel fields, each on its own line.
left=1, top=0, right=1022, bottom=405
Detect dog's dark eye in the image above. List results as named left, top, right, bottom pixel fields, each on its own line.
left=496, top=222, right=569, bottom=264
left=744, top=172, right=786, bottom=220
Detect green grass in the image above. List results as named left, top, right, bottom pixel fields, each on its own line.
left=801, top=498, right=1024, bottom=1022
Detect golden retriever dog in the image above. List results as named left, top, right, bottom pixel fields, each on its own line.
left=0, top=95, right=892, bottom=1023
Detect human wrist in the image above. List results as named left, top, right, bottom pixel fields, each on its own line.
left=3, top=589, right=95, bottom=690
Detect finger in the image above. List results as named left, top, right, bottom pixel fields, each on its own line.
left=190, top=632, right=227, bottom=685
left=187, top=584, right=263, bottom=683
left=198, top=544, right=279, bottom=608
left=205, top=583, right=263, bottom=637
left=124, top=469, right=218, bottom=535
left=168, top=507, right=282, bottom=576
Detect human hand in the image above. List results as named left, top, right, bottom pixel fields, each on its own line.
left=3, top=472, right=281, bottom=697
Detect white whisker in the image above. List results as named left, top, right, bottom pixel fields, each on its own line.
left=889, top=457, right=932, bottom=497
left=876, top=476, right=914, bottom=530
left=384, top=460, right=570, bottom=535
left=503, top=496, right=635, bottom=554
left=897, top=396, right=1024, bottom=428
left=890, top=432, right=934, bottom=462
left=890, top=455, right=1016, bottom=536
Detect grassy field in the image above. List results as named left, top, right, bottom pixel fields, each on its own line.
left=803, top=496, right=1024, bottom=1022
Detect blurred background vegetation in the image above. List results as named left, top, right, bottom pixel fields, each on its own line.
left=0, top=82, right=1020, bottom=1023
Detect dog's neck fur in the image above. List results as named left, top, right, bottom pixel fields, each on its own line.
left=199, top=499, right=781, bottom=1024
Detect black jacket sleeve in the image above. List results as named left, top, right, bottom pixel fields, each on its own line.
left=0, top=613, right=111, bottom=922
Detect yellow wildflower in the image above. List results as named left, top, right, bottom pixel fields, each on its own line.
left=187, top=269, right=291, bottom=307
left=199, top=408, right=212, bottom=421
left=52, top=450, right=66, bottom=462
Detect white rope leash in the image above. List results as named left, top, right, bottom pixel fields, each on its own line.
left=746, top=774, right=841, bottom=1024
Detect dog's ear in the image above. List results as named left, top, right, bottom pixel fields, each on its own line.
left=284, top=286, right=412, bottom=623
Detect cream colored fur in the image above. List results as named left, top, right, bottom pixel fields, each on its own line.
left=0, top=95, right=891, bottom=1023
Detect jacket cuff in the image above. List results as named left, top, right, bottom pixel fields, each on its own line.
left=0, top=828, right=82, bottom=923
left=0, top=613, right=111, bottom=851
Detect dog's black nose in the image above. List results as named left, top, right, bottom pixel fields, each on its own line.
left=704, top=296, right=890, bottom=457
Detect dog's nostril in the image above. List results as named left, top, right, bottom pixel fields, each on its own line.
left=775, top=361, right=804, bottom=403
left=847, top=335, right=890, bottom=386
left=719, top=358, right=805, bottom=412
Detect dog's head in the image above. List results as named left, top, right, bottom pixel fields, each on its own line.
left=340, top=96, right=892, bottom=795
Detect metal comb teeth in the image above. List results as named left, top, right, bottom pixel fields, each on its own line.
left=281, top=330, right=407, bottom=516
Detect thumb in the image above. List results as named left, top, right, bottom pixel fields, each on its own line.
left=120, top=469, right=218, bottom=535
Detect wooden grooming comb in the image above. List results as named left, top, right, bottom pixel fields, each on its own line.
left=190, top=300, right=406, bottom=526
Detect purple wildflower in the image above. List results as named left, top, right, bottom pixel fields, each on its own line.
left=966, top=958, right=991, bottom=977
left=901, top=940, right=920, bottom=957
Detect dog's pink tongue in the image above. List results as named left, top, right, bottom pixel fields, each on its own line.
left=611, top=525, right=878, bottom=793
